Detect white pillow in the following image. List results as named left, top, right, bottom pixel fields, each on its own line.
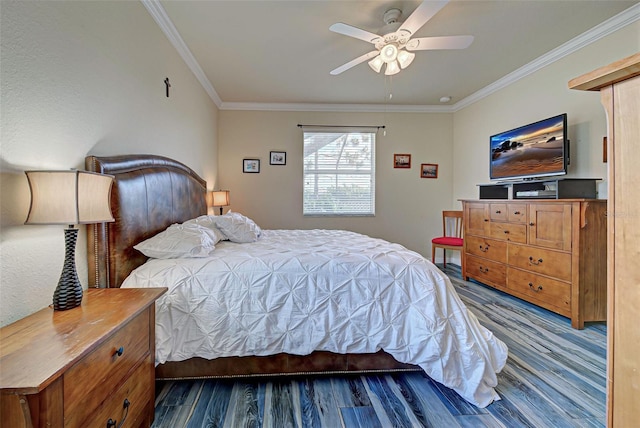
left=183, top=215, right=227, bottom=242
left=214, top=212, right=262, bottom=243
left=134, top=223, right=218, bottom=259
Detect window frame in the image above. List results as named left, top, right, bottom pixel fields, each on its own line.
left=302, top=128, right=376, bottom=217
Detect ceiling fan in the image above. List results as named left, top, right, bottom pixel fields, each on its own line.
left=329, top=0, right=473, bottom=76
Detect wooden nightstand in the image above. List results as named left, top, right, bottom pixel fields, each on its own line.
left=0, top=288, right=166, bottom=428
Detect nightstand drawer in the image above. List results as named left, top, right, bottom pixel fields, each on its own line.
left=80, top=354, right=152, bottom=428
left=465, top=235, right=507, bottom=263
left=466, top=255, right=507, bottom=290
left=64, top=309, right=150, bottom=427
left=508, top=243, right=571, bottom=282
left=507, top=267, right=570, bottom=315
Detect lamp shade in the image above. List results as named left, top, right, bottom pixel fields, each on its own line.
left=384, top=60, right=400, bottom=76
left=397, top=50, right=415, bottom=69
left=25, top=170, right=115, bottom=225
left=211, top=190, right=230, bottom=207
left=368, top=55, right=384, bottom=73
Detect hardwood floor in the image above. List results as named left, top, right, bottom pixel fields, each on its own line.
left=151, top=265, right=606, bottom=427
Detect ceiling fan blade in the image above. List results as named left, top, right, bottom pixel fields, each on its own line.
left=398, top=0, right=449, bottom=36
left=406, top=35, right=474, bottom=51
left=330, top=23, right=382, bottom=44
left=330, top=50, right=380, bottom=75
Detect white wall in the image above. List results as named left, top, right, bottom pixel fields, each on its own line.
left=0, top=1, right=219, bottom=326
left=452, top=22, right=640, bottom=201
left=218, top=110, right=456, bottom=258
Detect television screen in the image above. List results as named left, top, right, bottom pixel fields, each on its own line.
left=490, top=113, right=568, bottom=181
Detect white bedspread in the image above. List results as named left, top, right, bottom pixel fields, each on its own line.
left=122, top=229, right=507, bottom=407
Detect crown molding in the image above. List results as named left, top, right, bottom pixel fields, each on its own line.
left=141, top=0, right=222, bottom=107
left=452, top=2, right=640, bottom=112
left=220, top=102, right=454, bottom=113
left=143, top=1, right=638, bottom=113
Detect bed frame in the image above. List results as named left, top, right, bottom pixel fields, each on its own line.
left=85, top=154, right=420, bottom=379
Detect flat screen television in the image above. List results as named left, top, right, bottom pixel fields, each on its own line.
left=490, top=113, right=568, bottom=181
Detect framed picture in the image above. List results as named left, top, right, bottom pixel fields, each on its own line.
left=270, top=151, right=286, bottom=165
left=420, top=163, right=438, bottom=178
left=394, top=153, right=411, bottom=168
left=243, top=159, right=260, bottom=173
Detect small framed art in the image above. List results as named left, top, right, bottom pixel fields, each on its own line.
left=270, top=151, right=286, bottom=165
left=243, top=159, right=260, bottom=173
left=394, top=154, right=411, bottom=168
left=420, top=163, right=438, bottom=178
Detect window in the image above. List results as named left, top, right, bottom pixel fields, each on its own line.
left=303, top=129, right=376, bottom=216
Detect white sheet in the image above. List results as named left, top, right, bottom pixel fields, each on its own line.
left=122, top=229, right=507, bottom=407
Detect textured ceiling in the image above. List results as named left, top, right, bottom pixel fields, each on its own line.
left=157, top=0, right=637, bottom=109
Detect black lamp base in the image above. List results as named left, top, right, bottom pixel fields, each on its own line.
left=52, top=227, right=83, bottom=310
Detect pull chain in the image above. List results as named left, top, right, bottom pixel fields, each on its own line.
left=383, top=76, right=394, bottom=137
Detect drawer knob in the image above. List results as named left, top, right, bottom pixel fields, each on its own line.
left=528, top=256, right=543, bottom=265
left=495, top=210, right=502, bottom=214
left=529, top=282, right=543, bottom=292
left=106, top=399, right=130, bottom=428
left=479, top=266, right=489, bottom=273
left=503, top=230, right=510, bottom=234
left=114, top=346, right=124, bottom=357
left=529, top=222, right=535, bottom=226
left=479, top=244, right=490, bottom=252
left=514, top=211, right=521, bottom=215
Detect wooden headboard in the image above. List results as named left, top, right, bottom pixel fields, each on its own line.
left=85, top=155, right=207, bottom=288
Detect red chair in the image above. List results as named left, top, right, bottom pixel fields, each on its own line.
left=431, top=210, right=464, bottom=272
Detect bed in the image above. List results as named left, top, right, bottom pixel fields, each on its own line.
left=85, top=154, right=507, bottom=408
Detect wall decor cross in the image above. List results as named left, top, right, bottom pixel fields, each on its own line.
left=164, top=78, right=171, bottom=97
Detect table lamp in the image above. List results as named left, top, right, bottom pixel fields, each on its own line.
left=209, top=190, right=230, bottom=215
left=24, top=170, right=115, bottom=310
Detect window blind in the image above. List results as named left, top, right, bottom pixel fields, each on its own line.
left=303, top=129, right=376, bottom=216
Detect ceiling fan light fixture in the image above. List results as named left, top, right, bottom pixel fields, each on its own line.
left=397, top=50, right=415, bottom=69
left=329, top=0, right=474, bottom=76
left=380, top=44, right=398, bottom=63
left=384, top=60, right=400, bottom=76
left=368, top=55, right=384, bottom=73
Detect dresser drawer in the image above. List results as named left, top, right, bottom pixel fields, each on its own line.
left=81, top=354, right=153, bottom=428
left=465, top=235, right=507, bottom=264
left=508, top=204, right=527, bottom=223
left=466, top=255, right=507, bottom=290
left=64, top=309, right=150, bottom=427
left=507, top=267, right=571, bottom=315
left=489, top=203, right=508, bottom=222
left=508, top=243, right=571, bottom=282
left=489, top=222, right=527, bottom=243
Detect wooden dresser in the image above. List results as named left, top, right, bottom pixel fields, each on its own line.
left=0, top=288, right=166, bottom=428
left=461, top=199, right=606, bottom=329
left=569, top=52, right=640, bottom=427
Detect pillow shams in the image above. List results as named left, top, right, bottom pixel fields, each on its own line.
left=134, top=223, right=218, bottom=259
left=183, top=215, right=227, bottom=242
left=214, top=212, right=262, bottom=243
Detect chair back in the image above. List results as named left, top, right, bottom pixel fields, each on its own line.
left=442, top=210, right=463, bottom=238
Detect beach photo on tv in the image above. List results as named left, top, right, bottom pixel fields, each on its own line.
left=490, top=115, right=565, bottom=179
